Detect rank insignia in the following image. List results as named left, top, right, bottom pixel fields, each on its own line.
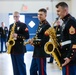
left=69, top=26, right=75, bottom=34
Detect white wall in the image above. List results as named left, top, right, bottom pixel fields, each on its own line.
left=71, top=0, right=76, bottom=18
left=0, top=1, right=52, bottom=13
left=0, top=13, right=9, bottom=27
left=0, top=0, right=72, bottom=27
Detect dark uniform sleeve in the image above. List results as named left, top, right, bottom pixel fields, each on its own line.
left=33, top=24, right=51, bottom=46
left=66, top=19, right=76, bottom=59
left=40, top=25, right=50, bottom=45
left=17, top=23, right=29, bottom=40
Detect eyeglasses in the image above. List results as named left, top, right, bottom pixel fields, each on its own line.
left=13, top=16, right=19, bottom=18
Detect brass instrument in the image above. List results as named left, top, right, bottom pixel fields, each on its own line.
left=24, top=34, right=38, bottom=45
left=44, top=18, right=62, bottom=70
left=24, top=40, right=30, bottom=45
left=7, top=23, right=16, bottom=54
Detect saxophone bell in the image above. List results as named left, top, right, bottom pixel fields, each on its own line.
left=8, top=39, right=15, bottom=46
left=44, top=41, right=55, bottom=54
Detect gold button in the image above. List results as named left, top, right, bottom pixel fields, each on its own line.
left=58, top=29, right=60, bottom=31
left=23, top=39, right=24, bottom=40
left=38, top=42, right=40, bottom=44
left=61, top=40, right=62, bottom=41
left=71, top=53, right=73, bottom=55
left=20, top=42, right=22, bottom=44
left=66, top=48, right=68, bottom=50
left=73, top=50, right=75, bottom=52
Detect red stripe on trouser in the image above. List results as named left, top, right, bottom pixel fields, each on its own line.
left=41, top=58, right=44, bottom=75
left=66, top=65, right=69, bottom=75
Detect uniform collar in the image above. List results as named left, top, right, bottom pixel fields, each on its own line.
left=62, top=14, right=71, bottom=22
left=40, top=19, right=47, bottom=24
left=15, top=21, right=20, bottom=24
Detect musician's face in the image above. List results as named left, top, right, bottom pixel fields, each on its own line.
left=1, top=22, right=5, bottom=27
left=38, top=11, right=46, bottom=22
left=13, top=13, right=20, bottom=22
left=56, top=6, right=66, bottom=19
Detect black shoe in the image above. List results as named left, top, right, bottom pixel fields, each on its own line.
left=3, top=51, right=6, bottom=53
left=48, top=61, right=53, bottom=63
left=0, top=52, right=2, bottom=53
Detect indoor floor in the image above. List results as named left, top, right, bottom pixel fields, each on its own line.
left=0, top=52, right=62, bottom=75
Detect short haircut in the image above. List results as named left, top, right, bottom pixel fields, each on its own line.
left=13, top=11, right=20, bottom=15
left=38, top=8, right=47, bottom=14
left=56, top=2, right=68, bottom=8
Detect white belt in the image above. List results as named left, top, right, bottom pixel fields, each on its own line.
left=36, top=39, right=41, bottom=41
left=60, top=40, right=71, bottom=46
left=57, top=34, right=60, bottom=37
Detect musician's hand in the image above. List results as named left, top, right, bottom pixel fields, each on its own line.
left=12, top=33, right=18, bottom=40
left=28, top=39, right=34, bottom=45
left=13, top=33, right=18, bottom=38
left=6, top=42, right=9, bottom=47
left=62, top=57, right=71, bottom=66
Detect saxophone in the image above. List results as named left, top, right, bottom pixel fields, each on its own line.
left=24, top=35, right=38, bottom=45
left=24, top=23, right=41, bottom=45
left=7, top=23, right=16, bottom=54
left=24, top=40, right=30, bottom=45
left=44, top=18, right=62, bottom=70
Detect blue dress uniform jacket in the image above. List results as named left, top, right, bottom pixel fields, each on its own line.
left=0, top=26, right=8, bottom=38
left=0, top=26, right=8, bottom=52
left=33, top=20, right=51, bottom=57
left=30, top=20, right=51, bottom=75
left=60, top=14, right=76, bottom=75
left=60, top=14, right=76, bottom=65
left=7, top=21, right=29, bottom=54
left=7, top=21, right=29, bottom=75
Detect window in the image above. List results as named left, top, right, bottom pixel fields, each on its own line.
left=9, top=15, right=25, bottom=25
